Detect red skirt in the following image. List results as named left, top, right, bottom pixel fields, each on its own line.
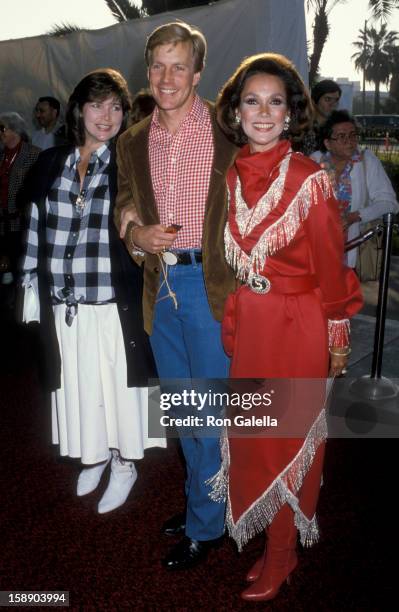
left=212, top=285, right=329, bottom=550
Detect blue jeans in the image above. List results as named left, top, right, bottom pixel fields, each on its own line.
left=150, top=255, right=229, bottom=540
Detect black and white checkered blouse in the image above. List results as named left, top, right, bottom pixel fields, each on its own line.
left=23, top=144, right=114, bottom=303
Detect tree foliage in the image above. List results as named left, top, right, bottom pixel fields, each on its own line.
left=352, top=23, right=398, bottom=113
left=104, top=0, right=142, bottom=21
left=368, top=0, right=399, bottom=21
left=307, top=0, right=347, bottom=86
left=104, top=0, right=221, bottom=19
left=46, top=23, right=83, bottom=37
left=48, top=1, right=221, bottom=37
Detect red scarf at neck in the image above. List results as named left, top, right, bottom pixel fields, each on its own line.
left=235, top=140, right=291, bottom=208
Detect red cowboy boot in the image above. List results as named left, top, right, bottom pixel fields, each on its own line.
left=243, top=442, right=326, bottom=594
left=246, top=549, right=266, bottom=582
left=241, top=503, right=298, bottom=602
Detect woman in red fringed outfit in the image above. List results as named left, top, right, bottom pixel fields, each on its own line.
left=211, top=54, right=364, bottom=602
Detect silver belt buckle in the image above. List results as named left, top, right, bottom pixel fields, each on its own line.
left=248, top=273, right=271, bottom=295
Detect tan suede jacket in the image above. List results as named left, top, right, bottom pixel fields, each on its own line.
left=115, top=102, right=238, bottom=335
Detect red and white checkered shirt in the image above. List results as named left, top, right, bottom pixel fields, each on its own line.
left=149, top=94, right=214, bottom=249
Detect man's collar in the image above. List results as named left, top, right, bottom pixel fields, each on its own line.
left=151, top=94, right=208, bottom=133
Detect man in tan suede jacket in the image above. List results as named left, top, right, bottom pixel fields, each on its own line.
left=114, top=21, right=236, bottom=571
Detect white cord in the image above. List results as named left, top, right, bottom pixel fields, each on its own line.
left=156, top=254, right=178, bottom=309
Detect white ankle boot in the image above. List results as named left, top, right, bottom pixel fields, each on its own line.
left=77, top=452, right=111, bottom=496
left=97, top=450, right=137, bottom=514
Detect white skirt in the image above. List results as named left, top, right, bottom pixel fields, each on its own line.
left=51, top=303, right=166, bottom=464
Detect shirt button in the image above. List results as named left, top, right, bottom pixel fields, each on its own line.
left=171, top=157, right=176, bottom=164
left=154, top=267, right=159, bottom=273
left=129, top=340, right=136, bottom=348
left=67, top=253, right=71, bottom=258
left=122, top=305, right=128, bottom=311
left=170, top=185, right=174, bottom=191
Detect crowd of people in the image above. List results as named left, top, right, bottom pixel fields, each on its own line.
left=1, top=19, right=398, bottom=604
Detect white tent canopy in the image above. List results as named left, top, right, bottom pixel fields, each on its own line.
left=0, top=0, right=307, bottom=128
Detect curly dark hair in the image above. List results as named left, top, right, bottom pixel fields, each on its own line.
left=319, top=110, right=358, bottom=152
left=216, top=53, right=313, bottom=149
left=66, top=68, right=132, bottom=146
left=131, top=89, right=156, bottom=125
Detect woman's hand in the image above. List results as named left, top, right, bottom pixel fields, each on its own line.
left=342, top=211, right=361, bottom=230
left=119, top=206, right=142, bottom=239
left=329, top=346, right=349, bottom=377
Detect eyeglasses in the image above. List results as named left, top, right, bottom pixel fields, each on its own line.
left=0, top=125, right=6, bottom=133
left=329, top=132, right=359, bottom=143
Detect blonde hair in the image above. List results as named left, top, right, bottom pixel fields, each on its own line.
left=145, top=22, right=207, bottom=73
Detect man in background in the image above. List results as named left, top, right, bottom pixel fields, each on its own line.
left=32, top=96, right=66, bottom=150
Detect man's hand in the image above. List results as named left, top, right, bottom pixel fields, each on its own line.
left=130, top=224, right=177, bottom=254
left=120, top=206, right=142, bottom=239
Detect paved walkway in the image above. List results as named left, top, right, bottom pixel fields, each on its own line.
left=350, top=255, right=399, bottom=379
left=335, top=256, right=399, bottom=436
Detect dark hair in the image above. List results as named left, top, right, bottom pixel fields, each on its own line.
left=311, top=80, right=342, bottom=105
left=37, top=96, right=61, bottom=116
left=66, top=68, right=132, bottom=146
left=131, top=89, right=156, bottom=125
left=216, top=53, right=313, bottom=148
left=145, top=21, right=207, bottom=73
left=319, top=109, right=357, bottom=152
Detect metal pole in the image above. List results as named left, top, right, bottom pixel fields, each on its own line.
left=371, top=213, right=395, bottom=377
left=350, top=213, right=398, bottom=400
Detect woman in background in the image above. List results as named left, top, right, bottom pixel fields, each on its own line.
left=23, top=69, right=163, bottom=514
left=311, top=109, right=398, bottom=273
left=0, top=113, right=40, bottom=289
left=213, top=54, right=363, bottom=602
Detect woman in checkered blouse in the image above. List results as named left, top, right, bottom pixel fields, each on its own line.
left=22, top=69, right=164, bottom=514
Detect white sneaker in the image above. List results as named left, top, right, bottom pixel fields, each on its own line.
left=97, top=450, right=137, bottom=514
left=76, top=452, right=111, bottom=496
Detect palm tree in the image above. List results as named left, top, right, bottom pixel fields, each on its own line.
left=104, top=0, right=142, bottom=21
left=47, top=23, right=83, bottom=36
left=104, top=0, right=222, bottom=19
left=368, top=0, right=399, bottom=21
left=141, top=0, right=221, bottom=14
left=388, top=45, right=399, bottom=105
left=48, top=1, right=222, bottom=35
left=352, top=23, right=398, bottom=113
left=307, top=0, right=347, bottom=86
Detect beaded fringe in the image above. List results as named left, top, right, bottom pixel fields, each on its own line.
left=328, top=318, right=350, bottom=347
left=225, top=169, right=333, bottom=281
left=207, top=403, right=330, bottom=552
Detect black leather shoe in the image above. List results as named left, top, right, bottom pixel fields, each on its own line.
left=161, top=512, right=186, bottom=536
left=162, top=536, right=223, bottom=570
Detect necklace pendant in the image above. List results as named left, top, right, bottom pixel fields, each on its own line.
left=162, top=251, right=178, bottom=266
left=75, top=188, right=87, bottom=213
left=248, top=273, right=271, bottom=295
